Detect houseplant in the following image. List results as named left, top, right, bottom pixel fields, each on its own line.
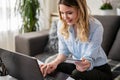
left=15, top=0, right=40, bottom=33
left=100, top=0, right=115, bottom=15
left=100, top=0, right=113, bottom=10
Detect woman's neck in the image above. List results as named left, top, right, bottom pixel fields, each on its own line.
left=73, top=25, right=77, bottom=38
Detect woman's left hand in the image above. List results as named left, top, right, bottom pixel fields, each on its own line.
left=74, top=58, right=91, bottom=72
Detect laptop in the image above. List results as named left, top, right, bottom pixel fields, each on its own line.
left=0, top=48, right=50, bottom=80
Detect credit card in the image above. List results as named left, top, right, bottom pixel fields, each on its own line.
left=65, top=59, right=82, bottom=64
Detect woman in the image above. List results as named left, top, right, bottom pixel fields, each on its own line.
left=40, top=0, right=113, bottom=80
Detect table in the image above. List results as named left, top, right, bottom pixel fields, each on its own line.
left=0, top=73, right=76, bottom=80
left=0, top=75, right=17, bottom=80
left=114, top=75, right=120, bottom=80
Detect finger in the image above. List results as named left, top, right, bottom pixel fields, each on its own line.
left=82, top=59, right=91, bottom=67
left=80, top=62, right=90, bottom=70
left=41, top=64, right=47, bottom=76
left=74, top=61, right=82, bottom=66
left=76, top=65, right=85, bottom=72
left=40, top=64, right=44, bottom=74
left=40, top=64, right=44, bottom=71
left=44, top=65, right=50, bottom=77
left=81, top=58, right=86, bottom=61
left=75, top=62, right=90, bottom=71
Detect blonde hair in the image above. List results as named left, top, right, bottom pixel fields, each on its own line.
left=58, top=0, right=90, bottom=42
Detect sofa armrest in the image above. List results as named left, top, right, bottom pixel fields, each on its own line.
left=15, top=29, right=49, bottom=56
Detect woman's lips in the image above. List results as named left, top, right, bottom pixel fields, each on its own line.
left=66, top=20, right=72, bottom=23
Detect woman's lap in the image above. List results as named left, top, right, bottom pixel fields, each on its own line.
left=56, top=62, right=113, bottom=80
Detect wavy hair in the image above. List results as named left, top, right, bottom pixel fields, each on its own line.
left=58, top=0, right=90, bottom=42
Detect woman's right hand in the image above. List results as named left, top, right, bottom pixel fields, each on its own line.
left=40, top=61, right=58, bottom=77
left=40, top=54, right=66, bottom=77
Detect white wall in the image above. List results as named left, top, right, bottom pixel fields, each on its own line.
left=46, top=0, right=103, bottom=15
left=87, top=0, right=102, bottom=15
left=47, top=0, right=102, bottom=15
left=48, top=0, right=120, bottom=15
left=87, top=0, right=120, bottom=15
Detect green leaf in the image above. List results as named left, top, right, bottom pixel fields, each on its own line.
left=100, top=3, right=113, bottom=10
left=14, top=0, right=40, bottom=33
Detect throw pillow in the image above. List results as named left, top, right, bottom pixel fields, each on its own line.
left=44, top=20, right=58, bottom=53
left=108, top=28, right=120, bottom=61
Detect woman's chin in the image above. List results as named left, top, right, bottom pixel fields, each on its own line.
left=67, top=23, right=73, bottom=26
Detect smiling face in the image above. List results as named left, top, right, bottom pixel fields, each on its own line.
left=59, top=4, right=78, bottom=26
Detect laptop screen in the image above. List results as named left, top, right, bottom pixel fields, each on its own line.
left=0, top=48, right=44, bottom=80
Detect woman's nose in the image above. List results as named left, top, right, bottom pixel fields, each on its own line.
left=63, top=14, right=68, bottom=20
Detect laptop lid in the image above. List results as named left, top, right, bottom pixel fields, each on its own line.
left=0, top=48, right=44, bottom=80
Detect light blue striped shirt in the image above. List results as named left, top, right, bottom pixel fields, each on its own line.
left=57, top=18, right=108, bottom=70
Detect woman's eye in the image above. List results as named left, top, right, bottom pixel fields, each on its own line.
left=68, top=12, right=72, bottom=14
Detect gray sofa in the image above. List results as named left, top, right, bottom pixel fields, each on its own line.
left=15, top=15, right=120, bottom=79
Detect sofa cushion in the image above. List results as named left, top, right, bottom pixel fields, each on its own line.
left=44, top=20, right=58, bottom=53
left=108, top=28, right=120, bottom=61
left=94, top=15, right=120, bottom=56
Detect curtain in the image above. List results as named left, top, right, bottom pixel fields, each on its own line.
left=0, top=0, right=20, bottom=51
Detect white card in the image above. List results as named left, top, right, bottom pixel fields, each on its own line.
left=65, top=59, right=82, bottom=64
left=66, top=76, right=75, bottom=80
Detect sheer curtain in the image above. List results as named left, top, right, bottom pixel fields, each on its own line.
left=0, top=0, right=21, bottom=51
